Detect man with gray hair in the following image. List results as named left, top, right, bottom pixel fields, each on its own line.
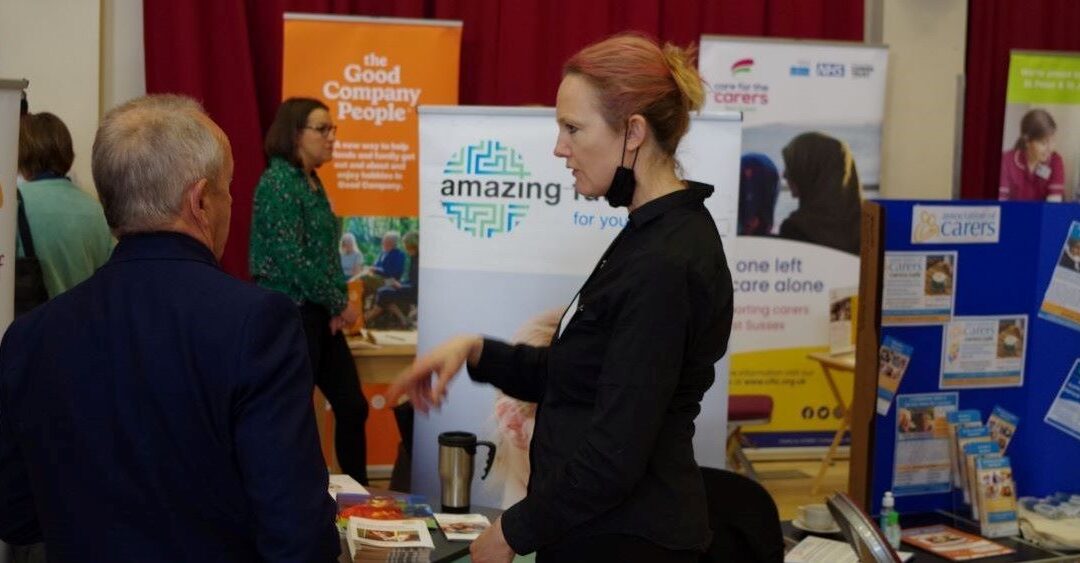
left=0, top=95, right=339, bottom=562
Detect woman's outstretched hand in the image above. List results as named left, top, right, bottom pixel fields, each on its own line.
left=386, top=335, right=484, bottom=414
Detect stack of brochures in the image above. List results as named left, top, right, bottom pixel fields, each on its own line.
left=433, top=513, right=491, bottom=541
left=901, top=525, right=1014, bottom=560
left=346, top=517, right=434, bottom=563
left=974, top=456, right=1020, bottom=538
left=336, top=492, right=437, bottom=531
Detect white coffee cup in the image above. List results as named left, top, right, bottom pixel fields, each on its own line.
left=798, top=503, right=834, bottom=530
left=1003, top=334, right=1018, bottom=351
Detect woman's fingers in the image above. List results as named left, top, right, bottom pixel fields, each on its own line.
left=387, top=357, right=434, bottom=407
left=431, top=354, right=465, bottom=407
left=388, top=336, right=475, bottom=412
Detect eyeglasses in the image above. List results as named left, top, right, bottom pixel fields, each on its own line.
left=304, top=124, right=338, bottom=137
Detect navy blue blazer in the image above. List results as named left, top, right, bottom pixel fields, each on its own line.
left=0, top=232, right=339, bottom=562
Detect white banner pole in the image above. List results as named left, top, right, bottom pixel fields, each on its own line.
left=0, top=79, right=29, bottom=339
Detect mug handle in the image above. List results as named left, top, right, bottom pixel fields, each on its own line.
left=476, top=441, right=497, bottom=480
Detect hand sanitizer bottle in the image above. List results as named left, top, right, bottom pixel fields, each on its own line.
left=880, top=491, right=901, bottom=549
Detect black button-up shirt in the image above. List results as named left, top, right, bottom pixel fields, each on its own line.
left=468, top=182, right=734, bottom=554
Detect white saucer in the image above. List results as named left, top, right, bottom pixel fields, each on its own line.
left=792, top=518, right=841, bottom=534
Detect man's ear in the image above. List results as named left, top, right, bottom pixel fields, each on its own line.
left=188, top=178, right=210, bottom=226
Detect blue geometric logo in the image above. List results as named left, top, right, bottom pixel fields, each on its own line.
left=441, top=140, right=536, bottom=238
left=443, top=140, right=530, bottom=178
left=441, top=201, right=529, bottom=238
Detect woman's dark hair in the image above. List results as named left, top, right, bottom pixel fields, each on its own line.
left=264, top=97, right=329, bottom=167
left=778, top=132, right=863, bottom=255
left=18, top=112, right=74, bottom=179
left=1014, top=109, right=1057, bottom=152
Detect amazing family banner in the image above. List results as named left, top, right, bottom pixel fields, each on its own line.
left=413, top=106, right=741, bottom=509
left=699, top=37, right=888, bottom=448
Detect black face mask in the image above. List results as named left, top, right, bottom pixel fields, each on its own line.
left=604, top=126, right=639, bottom=208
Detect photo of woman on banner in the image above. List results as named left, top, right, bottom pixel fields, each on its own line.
left=738, top=152, right=780, bottom=236
left=388, top=33, right=734, bottom=563
left=778, top=132, right=863, bottom=255
left=340, top=232, right=365, bottom=280
left=249, top=97, right=369, bottom=485
left=999, top=109, right=1065, bottom=202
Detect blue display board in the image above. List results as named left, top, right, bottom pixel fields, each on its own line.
left=869, top=201, right=1080, bottom=515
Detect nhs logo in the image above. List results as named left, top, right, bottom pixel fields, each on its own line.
left=789, top=65, right=810, bottom=77
left=815, top=62, right=845, bottom=77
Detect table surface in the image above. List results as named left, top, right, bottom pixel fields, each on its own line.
left=347, top=331, right=417, bottom=356
left=782, top=510, right=1076, bottom=562
left=806, top=351, right=857, bottom=371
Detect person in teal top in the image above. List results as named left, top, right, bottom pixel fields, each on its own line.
left=16, top=112, right=113, bottom=298
left=249, top=97, right=368, bottom=485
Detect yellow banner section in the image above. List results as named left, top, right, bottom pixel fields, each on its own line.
left=731, top=346, right=853, bottom=436
left=282, top=16, right=461, bottom=217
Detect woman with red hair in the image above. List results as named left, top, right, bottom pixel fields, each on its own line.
left=390, top=33, right=734, bottom=563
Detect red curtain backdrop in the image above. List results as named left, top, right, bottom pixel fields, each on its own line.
left=962, top=0, right=1080, bottom=199
left=144, top=0, right=863, bottom=278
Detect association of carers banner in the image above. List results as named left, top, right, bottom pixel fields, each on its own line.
left=413, top=106, right=741, bottom=509
left=699, top=37, right=887, bottom=449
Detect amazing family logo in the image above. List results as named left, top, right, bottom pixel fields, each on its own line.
left=730, top=58, right=754, bottom=76
left=440, top=140, right=563, bottom=238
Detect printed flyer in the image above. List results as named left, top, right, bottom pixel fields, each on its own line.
left=876, top=336, right=913, bottom=416
left=893, top=393, right=958, bottom=496
left=829, top=287, right=857, bottom=355
left=962, top=439, right=998, bottom=510
left=945, top=409, right=982, bottom=487
left=1039, top=221, right=1080, bottom=332
left=901, top=525, right=1014, bottom=560
left=1045, top=359, right=1080, bottom=442
left=987, top=406, right=1020, bottom=453
left=882, top=251, right=957, bottom=325
left=956, top=426, right=993, bottom=504
left=941, top=315, right=1028, bottom=389
left=975, top=456, right=1020, bottom=538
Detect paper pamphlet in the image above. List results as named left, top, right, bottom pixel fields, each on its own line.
left=433, top=513, right=491, bottom=541
left=901, top=525, right=1014, bottom=560
left=946, top=410, right=982, bottom=487
left=975, top=456, right=1020, bottom=538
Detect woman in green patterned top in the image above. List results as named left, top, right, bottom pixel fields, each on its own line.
left=250, top=98, right=368, bottom=484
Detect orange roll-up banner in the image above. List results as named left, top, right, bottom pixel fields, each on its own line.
left=283, top=14, right=461, bottom=217
left=283, top=14, right=460, bottom=471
